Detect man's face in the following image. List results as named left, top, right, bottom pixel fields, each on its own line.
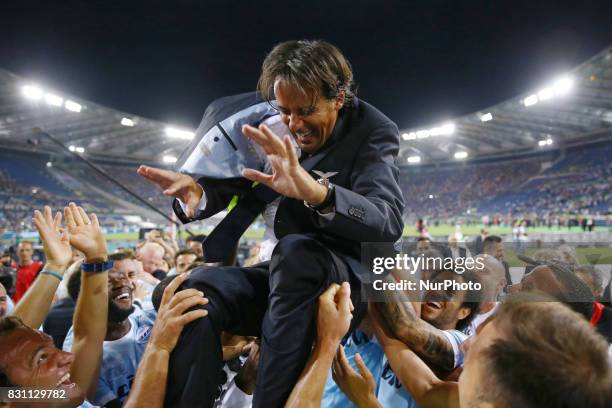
left=176, top=254, right=197, bottom=274
left=416, top=239, right=431, bottom=252
left=0, top=327, right=83, bottom=403
left=519, top=266, right=565, bottom=298
left=1, top=254, right=11, bottom=266
left=187, top=241, right=203, bottom=257
left=274, top=79, right=344, bottom=154
left=107, top=265, right=135, bottom=323
left=138, top=245, right=165, bottom=274
left=448, top=236, right=458, bottom=249
left=0, top=284, right=7, bottom=318
left=458, top=317, right=501, bottom=408
left=485, top=242, right=504, bottom=261
left=17, top=242, right=33, bottom=264
left=575, top=270, right=602, bottom=298
left=420, top=271, right=471, bottom=330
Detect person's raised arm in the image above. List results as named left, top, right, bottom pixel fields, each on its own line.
left=285, top=282, right=353, bottom=408
left=64, top=203, right=111, bottom=396
left=374, top=274, right=456, bottom=372
left=13, top=206, right=72, bottom=328
left=370, top=305, right=459, bottom=408
left=124, top=272, right=208, bottom=408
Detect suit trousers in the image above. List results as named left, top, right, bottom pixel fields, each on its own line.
left=164, top=233, right=366, bottom=408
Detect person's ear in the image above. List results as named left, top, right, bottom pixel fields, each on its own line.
left=334, top=90, right=345, bottom=111
left=457, top=306, right=472, bottom=322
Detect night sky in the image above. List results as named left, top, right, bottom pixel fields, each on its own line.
left=1, top=0, right=611, bottom=131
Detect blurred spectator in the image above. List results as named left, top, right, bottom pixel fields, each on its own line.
left=13, top=240, right=43, bottom=303
left=174, top=249, right=197, bottom=275
left=575, top=265, right=605, bottom=299
left=483, top=235, right=512, bottom=288
left=186, top=234, right=206, bottom=258
left=0, top=283, right=8, bottom=318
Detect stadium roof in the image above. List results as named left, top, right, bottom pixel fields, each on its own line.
left=1, top=45, right=611, bottom=165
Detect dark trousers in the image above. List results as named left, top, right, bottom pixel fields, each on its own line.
left=165, top=233, right=365, bottom=408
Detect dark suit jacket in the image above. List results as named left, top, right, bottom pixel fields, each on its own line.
left=173, top=92, right=405, bottom=277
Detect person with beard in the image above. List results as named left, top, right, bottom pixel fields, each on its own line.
left=330, top=270, right=480, bottom=407
left=62, top=248, right=179, bottom=407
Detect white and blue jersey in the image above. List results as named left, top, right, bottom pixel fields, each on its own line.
left=377, top=329, right=468, bottom=408
left=322, top=330, right=385, bottom=408
left=63, top=311, right=155, bottom=406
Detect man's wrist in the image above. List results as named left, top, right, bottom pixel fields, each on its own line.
left=84, top=254, right=108, bottom=263
left=305, top=183, right=328, bottom=206
left=316, top=337, right=341, bottom=354
left=44, top=261, right=68, bottom=273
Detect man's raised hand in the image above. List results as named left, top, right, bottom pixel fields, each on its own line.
left=149, top=272, right=209, bottom=353
left=32, top=206, right=72, bottom=271
left=241, top=124, right=327, bottom=205
left=64, top=202, right=108, bottom=263
left=137, top=165, right=203, bottom=218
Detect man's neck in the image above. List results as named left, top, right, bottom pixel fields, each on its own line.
left=19, top=259, right=33, bottom=267
left=106, top=319, right=132, bottom=341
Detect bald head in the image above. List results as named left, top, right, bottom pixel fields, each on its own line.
left=474, top=254, right=506, bottom=301
left=137, top=242, right=166, bottom=274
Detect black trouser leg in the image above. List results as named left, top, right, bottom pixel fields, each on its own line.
left=252, top=234, right=365, bottom=408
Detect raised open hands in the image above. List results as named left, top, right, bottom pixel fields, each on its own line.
left=64, top=202, right=108, bottom=262
left=241, top=124, right=327, bottom=205
left=32, top=206, right=71, bottom=270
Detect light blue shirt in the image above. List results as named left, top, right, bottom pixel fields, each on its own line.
left=63, top=310, right=155, bottom=406
left=322, top=330, right=385, bottom=407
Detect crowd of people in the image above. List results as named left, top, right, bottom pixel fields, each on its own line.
left=1, top=39, right=611, bottom=408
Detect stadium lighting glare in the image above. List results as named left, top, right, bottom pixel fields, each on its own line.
left=121, top=117, right=135, bottom=127
left=165, top=127, right=195, bottom=140
left=22, top=85, right=43, bottom=100
left=68, top=145, right=76, bottom=152
left=553, top=76, right=573, bottom=95
left=163, top=155, right=178, bottom=164
left=46, top=162, right=52, bottom=168
left=480, top=113, right=493, bottom=122
left=64, top=100, right=82, bottom=112
left=546, top=138, right=553, bottom=145
left=406, top=132, right=416, bottom=140
left=407, top=155, right=421, bottom=164
left=75, top=147, right=85, bottom=153
left=454, top=151, right=468, bottom=159
left=537, top=88, right=554, bottom=101
left=440, top=123, right=455, bottom=135
left=538, top=140, right=546, bottom=147
left=416, top=129, right=430, bottom=139
left=44, top=93, right=64, bottom=107
left=523, top=94, right=539, bottom=107
left=401, top=133, right=410, bottom=140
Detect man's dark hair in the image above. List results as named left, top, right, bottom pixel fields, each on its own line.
left=258, top=40, right=355, bottom=108
left=174, top=248, right=197, bottom=263
left=109, top=252, right=135, bottom=262
left=416, top=237, right=431, bottom=243
left=0, top=316, right=26, bottom=387
left=152, top=275, right=179, bottom=312
left=186, top=234, right=207, bottom=244
left=481, top=298, right=612, bottom=407
left=483, top=235, right=502, bottom=245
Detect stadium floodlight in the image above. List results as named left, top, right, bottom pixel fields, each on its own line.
left=68, top=145, right=76, bottom=152
left=22, top=85, right=43, bottom=100
left=163, top=155, right=178, bottom=163
left=64, top=100, right=82, bottom=112
left=407, top=155, right=421, bottom=164
left=480, top=112, right=493, bottom=122
left=523, top=94, right=539, bottom=107
left=44, top=93, right=64, bottom=107
left=406, top=132, right=417, bottom=140
left=546, top=138, right=553, bottom=145
left=401, top=133, right=410, bottom=140
left=416, top=129, right=430, bottom=139
left=553, top=76, right=573, bottom=95
left=428, top=194, right=434, bottom=199
left=75, top=147, right=85, bottom=153
left=454, top=151, right=468, bottom=159
left=440, top=123, right=455, bottom=135
left=46, top=162, right=52, bottom=168
left=121, top=117, right=135, bottom=127
left=165, top=127, right=195, bottom=140
left=538, top=140, right=547, bottom=147
left=537, top=88, right=554, bottom=101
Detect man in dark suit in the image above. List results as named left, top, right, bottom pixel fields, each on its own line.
left=138, top=40, right=404, bottom=408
